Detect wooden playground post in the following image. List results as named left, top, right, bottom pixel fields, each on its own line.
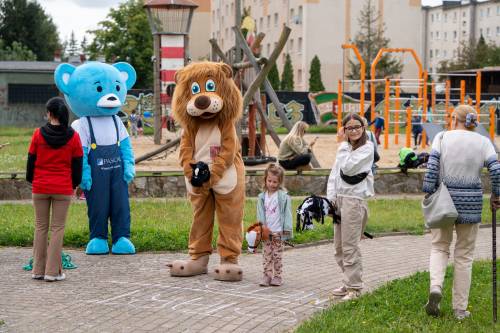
left=260, top=94, right=267, bottom=155
left=406, top=107, right=412, bottom=148
left=384, top=77, right=390, bottom=149
left=394, top=80, right=400, bottom=145
left=248, top=104, right=256, bottom=157
left=460, top=80, right=465, bottom=104
left=338, top=80, right=343, bottom=128
left=476, top=70, right=482, bottom=119
left=445, top=80, right=451, bottom=129
left=490, top=106, right=495, bottom=140
left=421, top=71, right=428, bottom=149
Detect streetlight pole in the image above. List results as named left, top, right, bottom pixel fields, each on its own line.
left=144, top=0, right=198, bottom=145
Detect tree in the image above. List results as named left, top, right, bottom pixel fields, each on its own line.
left=309, top=55, right=325, bottom=92
left=347, top=0, right=402, bottom=83
left=87, top=0, right=153, bottom=89
left=267, top=63, right=280, bottom=91
left=281, top=53, right=294, bottom=91
left=437, top=36, right=500, bottom=72
left=80, top=36, right=88, bottom=55
left=0, top=39, right=36, bottom=61
left=0, top=0, right=60, bottom=61
left=67, top=31, right=79, bottom=57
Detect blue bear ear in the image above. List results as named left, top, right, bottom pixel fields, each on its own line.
left=54, top=63, right=76, bottom=95
left=113, top=62, right=136, bottom=90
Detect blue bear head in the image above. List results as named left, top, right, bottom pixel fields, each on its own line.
left=54, top=61, right=136, bottom=117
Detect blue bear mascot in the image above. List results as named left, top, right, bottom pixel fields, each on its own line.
left=54, top=62, right=137, bottom=255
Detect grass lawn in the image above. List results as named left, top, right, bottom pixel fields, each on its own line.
left=0, top=198, right=494, bottom=252
left=296, top=260, right=499, bottom=333
left=0, top=127, right=33, bottom=172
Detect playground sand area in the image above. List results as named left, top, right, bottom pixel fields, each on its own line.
left=132, top=129, right=433, bottom=172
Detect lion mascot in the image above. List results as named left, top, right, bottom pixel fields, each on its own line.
left=169, top=61, right=245, bottom=281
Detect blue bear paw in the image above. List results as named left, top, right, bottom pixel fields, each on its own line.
left=112, top=237, right=136, bottom=255
left=85, top=238, right=109, bottom=255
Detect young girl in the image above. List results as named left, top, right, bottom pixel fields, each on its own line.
left=257, top=164, right=293, bottom=286
left=26, top=97, right=83, bottom=281
left=327, top=113, right=374, bottom=300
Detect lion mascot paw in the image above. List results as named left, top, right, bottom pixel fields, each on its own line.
left=168, top=61, right=245, bottom=282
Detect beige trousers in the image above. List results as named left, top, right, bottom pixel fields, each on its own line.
left=262, top=233, right=283, bottom=279
left=334, top=196, right=368, bottom=290
left=32, top=193, right=71, bottom=276
left=429, top=223, right=479, bottom=311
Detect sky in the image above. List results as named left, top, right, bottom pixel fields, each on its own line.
left=39, top=0, right=443, bottom=45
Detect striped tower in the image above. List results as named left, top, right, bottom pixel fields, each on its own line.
left=160, top=34, right=185, bottom=122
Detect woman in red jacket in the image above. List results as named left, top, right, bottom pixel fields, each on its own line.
left=26, top=97, right=83, bottom=282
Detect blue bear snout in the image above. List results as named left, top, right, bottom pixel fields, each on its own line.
left=97, top=93, right=122, bottom=108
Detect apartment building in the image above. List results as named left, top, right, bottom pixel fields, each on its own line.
left=423, top=0, right=500, bottom=75
left=189, top=0, right=212, bottom=61
left=210, top=0, right=422, bottom=91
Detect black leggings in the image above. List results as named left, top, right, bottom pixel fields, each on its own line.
left=279, top=154, right=311, bottom=170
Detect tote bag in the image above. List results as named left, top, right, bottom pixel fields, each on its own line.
left=421, top=132, right=458, bottom=228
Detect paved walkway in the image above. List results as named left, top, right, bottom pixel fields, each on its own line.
left=0, top=228, right=496, bottom=333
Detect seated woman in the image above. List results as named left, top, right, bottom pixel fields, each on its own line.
left=278, top=121, right=316, bottom=170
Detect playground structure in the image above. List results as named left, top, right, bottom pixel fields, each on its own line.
left=338, top=44, right=499, bottom=150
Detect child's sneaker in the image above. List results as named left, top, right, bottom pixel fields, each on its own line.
left=31, top=274, right=44, bottom=280
left=270, top=277, right=282, bottom=286
left=341, top=289, right=361, bottom=301
left=454, top=309, right=471, bottom=320
left=425, top=285, right=442, bottom=317
left=332, top=286, right=348, bottom=296
left=259, top=275, right=271, bottom=287
left=44, top=273, right=66, bottom=282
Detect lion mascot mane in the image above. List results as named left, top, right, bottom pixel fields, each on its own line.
left=169, top=61, right=245, bottom=281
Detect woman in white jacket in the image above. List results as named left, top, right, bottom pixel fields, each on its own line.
left=327, top=112, right=374, bottom=301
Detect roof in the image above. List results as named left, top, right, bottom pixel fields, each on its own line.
left=448, top=66, right=500, bottom=73
left=0, top=61, right=62, bottom=73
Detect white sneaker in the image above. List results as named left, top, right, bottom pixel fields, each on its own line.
left=31, top=274, right=44, bottom=280
left=454, top=309, right=471, bottom=320
left=332, top=286, right=348, bottom=296
left=44, top=273, right=66, bottom=282
left=341, top=289, right=361, bottom=301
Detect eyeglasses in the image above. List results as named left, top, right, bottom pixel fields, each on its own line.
left=345, top=125, right=363, bottom=132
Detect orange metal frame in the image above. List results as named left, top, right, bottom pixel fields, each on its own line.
left=342, top=44, right=366, bottom=116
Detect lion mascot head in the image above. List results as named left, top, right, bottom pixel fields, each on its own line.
left=172, top=62, right=242, bottom=131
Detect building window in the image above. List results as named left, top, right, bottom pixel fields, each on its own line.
left=259, top=17, right=263, bottom=31
left=436, top=49, right=440, bottom=58
left=462, top=20, right=467, bottom=27
left=443, top=50, right=447, bottom=57
left=298, top=37, right=302, bottom=53
left=462, top=30, right=467, bottom=36
left=8, top=84, right=58, bottom=104
left=444, top=13, right=447, bottom=22
left=430, top=49, right=433, bottom=58
left=480, top=28, right=483, bottom=36
left=437, top=13, right=441, bottom=21
left=436, top=31, right=440, bottom=39
left=430, top=31, right=433, bottom=39
left=298, top=69, right=302, bottom=84
left=289, top=39, right=294, bottom=53
left=453, top=30, right=457, bottom=40
left=274, top=13, right=278, bottom=27
left=453, top=11, right=457, bottom=22
left=231, top=2, right=234, bottom=15
left=497, top=26, right=500, bottom=36
left=431, top=13, right=434, bottom=22
left=225, top=28, right=228, bottom=39
left=480, top=9, right=484, bottom=18
left=267, top=43, right=270, bottom=55
left=267, top=15, right=271, bottom=29
left=453, top=49, right=457, bottom=57
left=487, top=27, right=491, bottom=37
left=497, top=6, right=500, bottom=15
left=487, top=7, right=491, bottom=17
left=444, top=32, right=447, bottom=41
left=298, top=6, right=303, bottom=22
left=290, top=8, right=294, bottom=23
left=463, top=11, right=466, bottom=17
left=225, top=4, right=229, bottom=15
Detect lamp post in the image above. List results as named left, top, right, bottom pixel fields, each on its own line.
left=144, top=0, right=198, bottom=145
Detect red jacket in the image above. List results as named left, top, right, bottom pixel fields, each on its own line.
left=27, top=127, right=83, bottom=195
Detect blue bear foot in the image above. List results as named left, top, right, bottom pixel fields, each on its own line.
left=85, top=238, right=109, bottom=255
left=111, top=237, right=136, bottom=255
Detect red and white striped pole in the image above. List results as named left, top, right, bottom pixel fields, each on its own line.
left=160, top=34, right=185, bottom=128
